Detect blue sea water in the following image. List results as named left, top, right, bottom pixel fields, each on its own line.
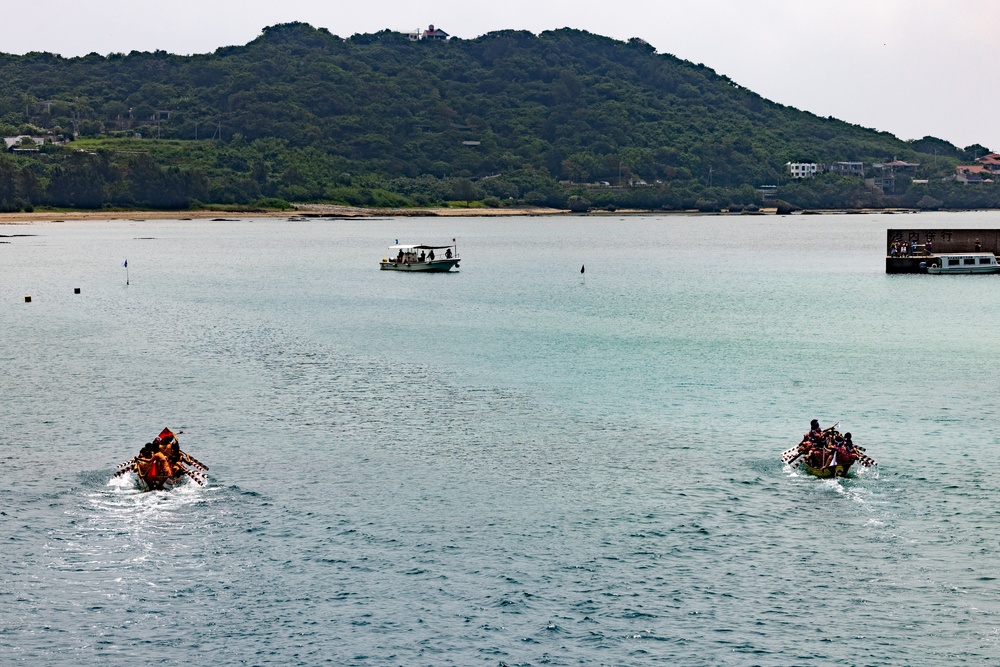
left=2, top=212, right=1000, bottom=665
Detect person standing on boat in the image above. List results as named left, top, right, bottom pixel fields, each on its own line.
left=428, top=249, right=435, bottom=261
left=445, top=248, right=453, bottom=259
left=419, top=250, right=426, bottom=262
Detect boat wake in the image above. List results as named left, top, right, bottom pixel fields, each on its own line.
left=783, top=461, right=881, bottom=514
left=90, top=472, right=214, bottom=533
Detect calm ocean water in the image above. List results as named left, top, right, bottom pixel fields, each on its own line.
left=2, top=212, right=1000, bottom=665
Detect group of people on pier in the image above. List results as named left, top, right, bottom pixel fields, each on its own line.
left=797, top=419, right=859, bottom=470
left=888, top=239, right=932, bottom=257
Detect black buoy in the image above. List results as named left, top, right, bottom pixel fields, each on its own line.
left=74, top=288, right=81, bottom=294
left=24, top=296, right=31, bottom=303
left=581, top=264, right=585, bottom=274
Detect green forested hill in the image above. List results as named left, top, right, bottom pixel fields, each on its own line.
left=0, top=23, right=993, bottom=210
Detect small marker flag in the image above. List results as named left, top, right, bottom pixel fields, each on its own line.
left=123, top=259, right=128, bottom=267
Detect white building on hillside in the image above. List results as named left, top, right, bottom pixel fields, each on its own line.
left=786, top=162, right=818, bottom=179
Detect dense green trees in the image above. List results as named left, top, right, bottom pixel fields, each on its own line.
left=0, top=23, right=992, bottom=210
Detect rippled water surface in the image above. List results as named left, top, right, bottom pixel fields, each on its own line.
left=3, top=213, right=1000, bottom=665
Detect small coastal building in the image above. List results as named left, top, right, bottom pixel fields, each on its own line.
left=757, top=185, right=778, bottom=202
left=827, top=161, right=864, bottom=177
left=956, top=165, right=992, bottom=184
left=423, top=25, right=450, bottom=40
left=975, top=153, right=1000, bottom=173
left=866, top=174, right=896, bottom=193
left=874, top=159, right=919, bottom=172
left=4, top=135, right=48, bottom=150
left=786, top=162, right=818, bottom=179
left=404, top=24, right=450, bottom=40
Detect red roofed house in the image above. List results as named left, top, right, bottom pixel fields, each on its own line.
left=975, top=152, right=1000, bottom=173
left=423, top=24, right=449, bottom=40
left=956, top=165, right=993, bottom=184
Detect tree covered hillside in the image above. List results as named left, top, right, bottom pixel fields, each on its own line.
left=0, top=23, right=991, bottom=210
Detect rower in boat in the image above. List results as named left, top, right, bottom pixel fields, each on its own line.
left=114, top=427, right=208, bottom=491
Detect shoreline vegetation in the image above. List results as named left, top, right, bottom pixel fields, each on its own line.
left=0, top=204, right=947, bottom=223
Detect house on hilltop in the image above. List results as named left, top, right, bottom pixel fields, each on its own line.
left=405, top=24, right=450, bottom=41
left=424, top=24, right=449, bottom=40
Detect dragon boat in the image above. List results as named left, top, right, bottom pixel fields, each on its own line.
left=114, top=427, right=208, bottom=491
left=780, top=421, right=877, bottom=478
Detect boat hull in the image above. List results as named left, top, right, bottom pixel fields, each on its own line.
left=802, top=462, right=852, bottom=478
left=380, top=258, right=460, bottom=272
left=927, top=266, right=1000, bottom=274
left=137, top=471, right=184, bottom=491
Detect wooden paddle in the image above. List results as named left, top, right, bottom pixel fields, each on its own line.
left=116, top=456, right=138, bottom=470
left=180, top=466, right=207, bottom=486
left=112, top=464, right=136, bottom=478
left=181, top=452, right=209, bottom=471
left=854, top=451, right=877, bottom=467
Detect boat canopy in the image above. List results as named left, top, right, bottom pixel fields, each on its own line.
left=388, top=244, right=454, bottom=251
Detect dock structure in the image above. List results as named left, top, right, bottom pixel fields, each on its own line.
left=886, top=228, right=1000, bottom=273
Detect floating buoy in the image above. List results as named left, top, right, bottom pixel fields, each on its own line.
left=24, top=296, right=31, bottom=303
left=74, top=288, right=81, bottom=294
left=581, top=264, right=585, bottom=274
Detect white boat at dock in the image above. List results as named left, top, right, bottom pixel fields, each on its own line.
left=380, top=243, right=460, bottom=272
left=926, top=253, right=1000, bottom=274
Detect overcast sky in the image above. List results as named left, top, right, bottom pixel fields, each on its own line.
left=2, top=0, right=995, bottom=152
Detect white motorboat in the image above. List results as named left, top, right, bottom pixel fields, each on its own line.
left=926, top=253, right=1000, bottom=274
left=380, top=243, right=460, bottom=272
